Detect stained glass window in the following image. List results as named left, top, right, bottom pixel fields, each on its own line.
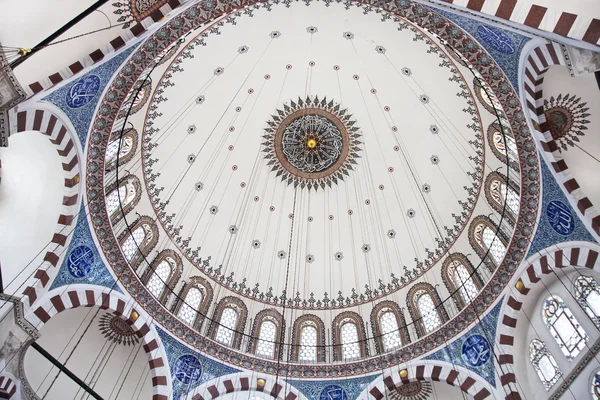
left=256, top=319, right=277, bottom=359
left=340, top=322, right=361, bottom=360
left=591, top=370, right=600, bottom=399
left=449, top=261, right=479, bottom=304
left=575, top=276, right=600, bottom=327
left=105, top=134, right=134, bottom=167
left=147, top=258, right=173, bottom=298
left=492, top=130, right=518, bottom=164
left=489, top=179, right=519, bottom=217
left=474, top=223, right=506, bottom=264
left=416, top=290, right=441, bottom=333
left=121, top=223, right=152, bottom=261
left=543, top=295, right=588, bottom=360
left=215, top=307, right=238, bottom=346
left=178, top=286, right=203, bottom=326
left=106, top=181, right=137, bottom=218
left=380, top=310, right=402, bottom=351
left=529, top=338, right=562, bottom=391
left=299, top=324, right=317, bottom=362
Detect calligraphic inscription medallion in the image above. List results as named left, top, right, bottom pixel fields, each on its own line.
left=461, top=334, right=491, bottom=367
left=546, top=200, right=574, bottom=236
left=67, top=245, right=95, bottom=278
left=319, top=384, right=348, bottom=400
left=262, top=96, right=362, bottom=190
left=476, top=25, right=515, bottom=55
left=66, top=75, right=101, bottom=109
left=174, top=354, right=203, bottom=384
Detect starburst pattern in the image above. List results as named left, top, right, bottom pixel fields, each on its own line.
left=98, top=313, right=139, bottom=346
left=262, top=96, right=362, bottom=190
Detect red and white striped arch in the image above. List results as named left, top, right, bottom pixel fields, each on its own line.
left=521, top=41, right=600, bottom=238
left=190, top=373, right=301, bottom=400
left=496, top=242, right=600, bottom=399
left=0, top=375, right=17, bottom=399
left=24, top=286, right=172, bottom=400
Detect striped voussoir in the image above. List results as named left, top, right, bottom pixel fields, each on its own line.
left=368, top=363, right=492, bottom=399
left=0, top=376, right=16, bottom=399
left=28, top=288, right=170, bottom=399
left=435, top=0, right=599, bottom=45
left=523, top=41, right=600, bottom=236
left=24, top=0, right=189, bottom=97
left=190, top=374, right=299, bottom=400
left=10, top=108, right=81, bottom=311
left=496, top=244, right=600, bottom=399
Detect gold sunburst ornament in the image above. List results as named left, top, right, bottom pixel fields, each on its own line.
left=262, top=96, right=362, bottom=190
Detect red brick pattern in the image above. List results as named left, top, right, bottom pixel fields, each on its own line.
left=496, top=244, right=600, bottom=399
left=0, top=376, right=16, bottom=399
left=191, top=375, right=299, bottom=399
left=28, top=289, right=169, bottom=399
left=522, top=42, right=600, bottom=237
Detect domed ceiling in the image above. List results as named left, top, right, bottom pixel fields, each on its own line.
left=86, top=0, right=541, bottom=375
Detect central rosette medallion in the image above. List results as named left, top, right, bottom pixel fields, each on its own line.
left=263, top=97, right=361, bottom=190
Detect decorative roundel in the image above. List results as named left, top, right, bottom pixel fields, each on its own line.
left=319, top=385, right=348, bottom=400
left=384, top=106, right=390, bottom=112
left=365, top=199, right=371, bottom=205
left=353, top=74, right=359, bottom=80
left=98, top=313, right=139, bottom=346
left=254, top=196, right=260, bottom=202
left=371, top=88, right=377, bottom=94
left=264, top=74, right=271, bottom=80
left=67, top=245, right=94, bottom=278
left=543, top=94, right=590, bottom=152
left=66, top=75, right=101, bottom=109
left=309, top=61, right=316, bottom=67
left=392, top=126, right=398, bottom=132
left=262, top=97, right=362, bottom=190
left=173, top=354, right=203, bottom=384
left=461, top=334, right=491, bottom=367
left=235, top=106, right=241, bottom=112
left=333, top=65, right=340, bottom=71
left=286, top=64, right=293, bottom=70
left=248, top=88, right=254, bottom=94
left=392, top=380, right=433, bottom=399
left=546, top=200, right=575, bottom=236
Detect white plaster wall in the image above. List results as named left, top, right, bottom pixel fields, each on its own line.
left=0, top=0, right=128, bottom=88
left=23, top=306, right=152, bottom=400
left=0, top=131, right=64, bottom=295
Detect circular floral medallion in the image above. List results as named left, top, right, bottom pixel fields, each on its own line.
left=543, top=93, right=590, bottom=152
left=98, top=313, right=139, bottom=346
left=263, top=97, right=361, bottom=190
left=390, top=380, right=432, bottom=400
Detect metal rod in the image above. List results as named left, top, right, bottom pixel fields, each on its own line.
left=9, top=0, right=110, bottom=69
left=30, top=341, right=105, bottom=400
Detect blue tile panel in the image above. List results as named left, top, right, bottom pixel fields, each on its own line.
left=154, top=325, right=240, bottom=400
left=286, top=374, right=379, bottom=400
left=527, top=157, right=597, bottom=258
left=424, top=299, right=502, bottom=387
left=50, top=204, right=122, bottom=292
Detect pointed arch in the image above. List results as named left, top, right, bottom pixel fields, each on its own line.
left=487, top=122, right=519, bottom=173
left=332, top=311, right=369, bottom=361
left=441, top=253, right=484, bottom=310
left=105, top=174, right=142, bottom=224
left=370, top=300, right=410, bottom=354
left=105, top=127, right=138, bottom=172
left=484, top=171, right=520, bottom=226
left=117, top=215, right=159, bottom=270
left=207, top=296, right=247, bottom=350
left=247, top=308, right=285, bottom=360
left=172, top=276, right=213, bottom=330
left=140, top=249, right=182, bottom=304
left=406, top=282, right=449, bottom=338
left=290, top=314, right=326, bottom=363
left=468, top=215, right=509, bottom=270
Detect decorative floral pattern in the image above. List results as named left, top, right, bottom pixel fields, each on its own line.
left=542, top=94, right=590, bottom=152
left=98, top=313, right=139, bottom=346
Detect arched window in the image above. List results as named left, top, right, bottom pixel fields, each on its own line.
left=543, top=295, right=588, bottom=360
left=487, top=122, right=519, bottom=172
left=591, top=370, right=600, bottom=399
left=215, top=307, right=238, bottom=346
left=290, top=315, right=326, bottom=363
left=485, top=171, right=520, bottom=225
left=407, top=283, right=449, bottom=338
left=530, top=338, right=562, bottom=391
left=105, top=128, right=137, bottom=171
left=105, top=175, right=141, bottom=223
left=208, top=297, right=247, bottom=350
left=174, top=276, right=213, bottom=330
left=441, top=254, right=484, bottom=309
left=118, top=79, right=152, bottom=118
left=248, top=309, right=284, bottom=360
left=332, top=312, right=368, bottom=361
left=575, top=276, right=600, bottom=327
left=141, top=250, right=182, bottom=303
left=118, top=216, right=158, bottom=268
left=370, top=301, right=410, bottom=354
left=474, top=77, right=503, bottom=114
left=469, top=216, right=508, bottom=269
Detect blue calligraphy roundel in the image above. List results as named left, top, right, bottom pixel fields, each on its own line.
left=546, top=200, right=575, bottom=236
left=67, top=245, right=94, bottom=278
left=476, top=25, right=516, bottom=55
left=461, top=334, right=491, bottom=367
left=174, top=354, right=203, bottom=384
left=66, top=75, right=101, bottom=109
left=319, top=385, right=348, bottom=400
